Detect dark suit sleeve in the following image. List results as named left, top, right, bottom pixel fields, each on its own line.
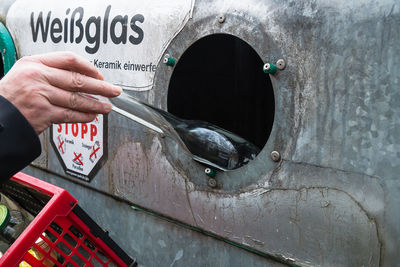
left=0, top=95, right=41, bottom=182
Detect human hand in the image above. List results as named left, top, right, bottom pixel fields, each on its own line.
left=0, top=51, right=121, bottom=134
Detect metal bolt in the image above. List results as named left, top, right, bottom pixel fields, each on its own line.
left=207, top=178, right=217, bottom=188
left=263, top=63, right=278, bottom=74
left=276, top=59, right=286, bottom=70
left=163, top=54, right=175, bottom=67
left=217, top=14, right=226, bottom=23
left=270, top=151, right=281, bottom=162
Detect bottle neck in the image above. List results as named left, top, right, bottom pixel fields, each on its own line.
left=143, top=103, right=187, bottom=128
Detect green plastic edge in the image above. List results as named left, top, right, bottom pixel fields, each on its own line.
left=0, top=21, right=17, bottom=76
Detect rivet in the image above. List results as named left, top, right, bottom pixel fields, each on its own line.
left=263, top=63, right=278, bottom=74
left=207, top=178, right=217, bottom=188
left=276, top=59, right=286, bottom=70
left=271, top=151, right=281, bottom=162
left=217, top=14, right=226, bottom=23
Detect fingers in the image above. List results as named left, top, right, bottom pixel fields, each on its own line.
left=39, top=85, right=112, bottom=114
left=2, top=51, right=122, bottom=135
left=50, top=106, right=98, bottom=124
left=31, top=51, right=103, bottom=80
left=42, top=66, right=121, bottom=97
left=26, top=51, right=122, bottom=97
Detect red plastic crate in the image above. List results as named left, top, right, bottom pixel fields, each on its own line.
left=0, top=172, right=136, bottom=267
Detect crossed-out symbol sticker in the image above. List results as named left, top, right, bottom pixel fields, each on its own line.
left=57, top=135, right=65, bottom=154
left=52, top=115, right=105, bottom=179
left=73, top=152, right=84, bottom=166
left=89, top=145, right=100, bottom=163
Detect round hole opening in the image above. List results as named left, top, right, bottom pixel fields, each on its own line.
left=167, top=34, right=275, bottom=158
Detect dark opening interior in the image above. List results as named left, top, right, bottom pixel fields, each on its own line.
left=167, top=34, right=275, bottom=149
left=0, top=54, right=4, bottom=79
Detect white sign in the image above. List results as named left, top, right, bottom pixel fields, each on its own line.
left=51, top=116, right=106, bottom=181
left=7, top=0, right=194, bottom=91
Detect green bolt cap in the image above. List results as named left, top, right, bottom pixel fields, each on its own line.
left=0, top=22, right=17, bottom=76
left=263, top=63, right=277, bottom=75
left=205, top=167, right=216, bottom=178
left=163, top=56, right=175, bottom=67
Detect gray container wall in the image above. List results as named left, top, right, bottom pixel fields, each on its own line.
left=2, top=0, right=400, bottom=266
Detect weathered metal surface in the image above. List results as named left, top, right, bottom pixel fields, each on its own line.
left=2, top=0, right=399, bottom=266
left=24, top=166, right=287, bottom=267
